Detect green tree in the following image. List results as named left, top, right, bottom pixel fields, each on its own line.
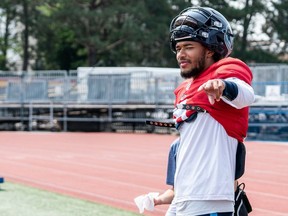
left=263, top=0, right=288, bottom=61
left=188, top=0, right=275, bottom=63
left=44, top=0, right=144, bottom=67
left=0, top=0, right=18, bottom=70
left=1, top=0, right=288, bottom=71
left=2, top=0, right=45, bottom=71
left=34, top=0, right=185, bottom=68
left=33, top=2, right=85, bottom=70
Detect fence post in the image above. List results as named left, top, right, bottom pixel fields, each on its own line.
left=20, top=71, right=25, bottom=131
left=29, top=102, right=33, bottom=131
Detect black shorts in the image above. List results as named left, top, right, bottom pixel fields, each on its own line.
left=199, top=212, right=233, bottom=216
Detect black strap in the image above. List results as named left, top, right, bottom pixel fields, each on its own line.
left=176, top=104, right=207, bottom=112
left=145, top=105, right=206, bottom=128
left=145, top=120, right=175, bottom=128
left=235, top=142, right=246, bottom=180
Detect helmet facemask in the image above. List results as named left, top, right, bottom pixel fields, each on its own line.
left=170, top=15, right=207, bottom=53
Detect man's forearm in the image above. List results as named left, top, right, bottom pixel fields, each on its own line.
left=154, top=188, right=174, bottom=206
left=222, top=78, right=255, bottom=109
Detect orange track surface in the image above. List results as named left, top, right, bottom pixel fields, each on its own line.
left=0, top=132, right=287, bottom=216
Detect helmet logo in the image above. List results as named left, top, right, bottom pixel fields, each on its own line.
left=201, top=32, right=209, bottom=38
left=213, top=21, right=222, bottom=28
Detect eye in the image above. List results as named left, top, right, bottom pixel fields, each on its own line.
left=175, top=45, right=182, bottom=53
left=186, top=45, right=193, bottom=50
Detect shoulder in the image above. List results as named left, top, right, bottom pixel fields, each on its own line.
left=216, top=57, right=250, bottom=70
left=213, top=57, right=253, bottom=84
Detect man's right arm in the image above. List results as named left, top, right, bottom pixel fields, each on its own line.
left=154, top=188, right=174, bottom=206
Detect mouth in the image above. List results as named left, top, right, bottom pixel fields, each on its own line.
left=178, top=60, right=190, bottom=69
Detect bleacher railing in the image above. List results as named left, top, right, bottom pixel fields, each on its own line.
left=0, top=66, right=287, bottom=104
left=0, top=66, right=287, bottom=140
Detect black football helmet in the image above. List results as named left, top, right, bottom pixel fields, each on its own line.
left=169, top=7, right=234, bottom=58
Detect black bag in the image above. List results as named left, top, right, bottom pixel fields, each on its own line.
left=234, top=183, right=252, bottom=216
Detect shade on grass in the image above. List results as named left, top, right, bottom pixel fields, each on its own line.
left=0, top=181, right=140, bottom=216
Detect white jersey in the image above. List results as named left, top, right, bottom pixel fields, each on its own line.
left=174, top=113, right=237, bottom=214
left=173, top=77, right=254, bottom=215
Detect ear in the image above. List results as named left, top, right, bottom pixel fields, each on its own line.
left=206, top=49, right=215, bottom=58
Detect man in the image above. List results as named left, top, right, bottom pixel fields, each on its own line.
left=169, top=6, right=254, bottom=216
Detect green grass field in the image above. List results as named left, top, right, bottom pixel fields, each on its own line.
left=0, top=181, right=141, bottom=216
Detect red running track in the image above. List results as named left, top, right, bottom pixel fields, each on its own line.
left=0, top=132, right=287, bottom=216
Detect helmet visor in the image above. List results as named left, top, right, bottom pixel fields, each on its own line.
left=170, top=15, right=199, bottom=32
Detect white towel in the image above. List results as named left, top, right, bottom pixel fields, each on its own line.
left=134, top=192, right=159, bottom=214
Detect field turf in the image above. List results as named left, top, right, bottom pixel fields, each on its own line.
left=0, top=181, right=141, bottom=216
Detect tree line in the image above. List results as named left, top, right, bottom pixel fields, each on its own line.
left=0, top=0, right=287, bottom=72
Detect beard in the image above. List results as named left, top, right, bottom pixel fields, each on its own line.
left=180, top=53, right=206, bottom=79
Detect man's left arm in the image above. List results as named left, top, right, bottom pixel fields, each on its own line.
left=221, top=77, right=255, bottom=109
left=198, top=77, right=255, bottom=108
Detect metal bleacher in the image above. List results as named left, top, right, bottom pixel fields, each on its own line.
left=0, top=65, right=287, bottom=140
